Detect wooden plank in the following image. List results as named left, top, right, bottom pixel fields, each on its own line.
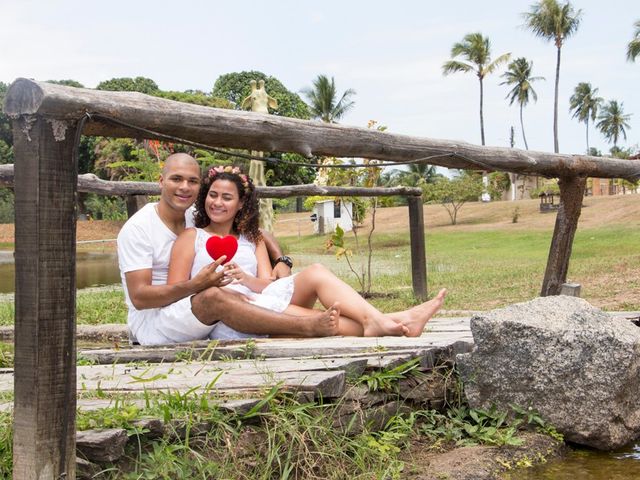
left=408, top=196, right=427, bottom=301
left=4, top=79, right=640, bottom=181
left=11, top=115, right=78, bottom=479
left=541, top=176, right=587, bottom=296
left=76, top=331, right=474, bottom=365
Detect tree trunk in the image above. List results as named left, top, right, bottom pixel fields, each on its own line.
left=479, top=76, right=485, bottom=146
left=553, top=45, right=562, bottom=153
left=520, top=104, right=529, bottom=150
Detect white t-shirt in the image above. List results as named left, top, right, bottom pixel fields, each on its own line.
left=117, top=203, right=195, bottom=336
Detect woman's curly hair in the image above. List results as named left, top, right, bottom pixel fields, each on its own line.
left=193, top=166, right=262, bottom=244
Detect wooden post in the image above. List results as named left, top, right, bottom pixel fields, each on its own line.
left=540, top=176, right=587, bottom=296
left=408, top=196, right=427, bottom=301
left=125, top=194, right=148, bottom=218
left=12, top=114, right=78, bottom=479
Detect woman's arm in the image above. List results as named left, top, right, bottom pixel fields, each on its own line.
left=226, top=240, right=273, bottom=293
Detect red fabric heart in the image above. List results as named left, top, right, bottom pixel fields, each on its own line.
left=205, top=235, right=238, bottom=264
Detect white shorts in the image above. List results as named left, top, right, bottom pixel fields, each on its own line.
left=130, top=296, right=215, bottom=345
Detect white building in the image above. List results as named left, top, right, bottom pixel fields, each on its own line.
left=312, top=199, right=353, bottom=234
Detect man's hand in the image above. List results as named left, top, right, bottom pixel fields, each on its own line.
left=270, top=262, right=291, bottom=280
left=190, top=256, right=233, bottom=292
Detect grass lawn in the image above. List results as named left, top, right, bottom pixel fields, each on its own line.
left=0, top=222, right=638, bottom=328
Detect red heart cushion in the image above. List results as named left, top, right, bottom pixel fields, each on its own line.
left=205, top=235, right=238, bottom=264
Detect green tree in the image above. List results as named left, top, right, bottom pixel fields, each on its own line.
left=45, top=79, right=85, bottom=88
left=569, top=82, right=603, bottom=153
left=596, top=100, right=632, bottom=148
left=523, top=0, right=582, bottom=153
left=155, top=90, right=232, bottom=109
left=96, top=76, right=159, bottom=94
left=213, top=71, right=310, bottom=119
left=500, top=57, right=544, bottom=150
left=424, top=173, right=483, bottom=225
left=442, top=32, right=511, bottom=145
left=0, top=82, right=12, bottom=155
left=628, top=20, right=640, bottom=62
left=301, top=74, right=356, bottom=123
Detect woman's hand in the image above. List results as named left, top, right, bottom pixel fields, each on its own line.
left=223, top=261, right=252, bottom=285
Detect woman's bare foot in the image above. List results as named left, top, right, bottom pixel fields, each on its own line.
left=301, top=303, right=341, bottom=337
left=390, top=289, right=447, bottom=337
left=363, top=315, right=409, bottom=337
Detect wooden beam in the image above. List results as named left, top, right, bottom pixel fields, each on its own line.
left=0, top=164, right=423, bottom=198
left=407, top=196, right=427, bottom=301
left=540, top=176, right=587, bottom=296
left=12, top=115, right=78, bottom=478
left=125, top=194, right=148, bottom=218
left=4, top=79, right=640, bottom=181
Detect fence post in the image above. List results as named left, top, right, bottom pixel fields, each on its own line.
left=407, top=195, right=427, bottom=301
left=11, top=114, right=78, bottom=478
left=541, top=176, right=587, bottom=296
left=126, top=194, right=148, bottom=218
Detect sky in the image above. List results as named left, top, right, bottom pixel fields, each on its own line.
left=1, top=0, right=638, bottom=161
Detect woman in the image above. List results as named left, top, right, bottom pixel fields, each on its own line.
left=167, top=166, right=446, bottom=339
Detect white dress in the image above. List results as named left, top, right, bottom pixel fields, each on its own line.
left=191, top=228, right=296, bottom=339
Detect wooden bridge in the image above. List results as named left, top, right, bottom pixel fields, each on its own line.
left=2, top=78, right=640, bottom=478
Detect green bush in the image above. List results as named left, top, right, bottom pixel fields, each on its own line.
left=0, top=188, right=14, bottom=224
left=84, top=194, right=127, bottom=220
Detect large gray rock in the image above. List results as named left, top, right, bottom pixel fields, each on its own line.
left=457, top=296, right=640, bottom=450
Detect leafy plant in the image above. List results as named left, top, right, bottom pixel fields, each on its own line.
left=358, top=358, right=421, bottom=392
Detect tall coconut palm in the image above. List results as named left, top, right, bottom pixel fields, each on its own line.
left=523, top=0, right=582, bottom=153
left=301, top=75, right=356, bottom=123
left=442, top=32, right=511, bottom=145
left=596, top=100, right=632, bottom=148
left=569, top=82, right=603, bottom=153
left=628, top=20, right=640, bottom=62
left=500, top=57, right=544, bottom=150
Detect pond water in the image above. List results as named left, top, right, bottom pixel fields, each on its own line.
left=505, top=442, right=640, bottom=479
left=0, top=251, right=120, bottom=293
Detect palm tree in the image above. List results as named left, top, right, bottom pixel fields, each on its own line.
left=596, top=100, right=632, bottom=148
left=442, top=33, right=511, bottom=145
left=628, top=20, right=640, bottom=62
left=523, top=0, right=582, bottom=153
left=500, top=57, right=544, bottom=150
left=301, top=75, right=356, bottom=123
left=569, top=82, right=603, bottom=153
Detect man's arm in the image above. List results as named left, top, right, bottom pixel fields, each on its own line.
left=125, top=258, right=228, bottom=310
left=261, top=229, right=292, bottom=279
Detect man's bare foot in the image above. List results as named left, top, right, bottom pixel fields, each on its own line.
left=390, top=288, right=447, bottom=337
left=302, top=303, right=340, bottom=337
left=363, top=315, right=409, bottom=337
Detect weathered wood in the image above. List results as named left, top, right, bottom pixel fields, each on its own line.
left=12, top=115, right=78, bottom=479
left=408, top=196, right=427, bottom=301
left=4, top=79, right=640, bottom=180
left=541, top=176, right=587, bottom=296
left=560, top=283, right=582, bottom=297
left=125, top=194, right=148, bottom=217
left=76, top=429, right=128, bottom=463
left=1, top=164, right=422, bottom=198
left=75, top=331, right=474, bottom=365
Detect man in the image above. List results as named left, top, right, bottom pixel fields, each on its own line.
left=117, top=153, right=338, bottom=345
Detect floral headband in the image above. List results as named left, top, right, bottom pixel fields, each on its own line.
left=207, top=165, right=249, bottom=189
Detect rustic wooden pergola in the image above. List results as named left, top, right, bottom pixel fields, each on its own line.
left=3, top=78, right=640, bottom=479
